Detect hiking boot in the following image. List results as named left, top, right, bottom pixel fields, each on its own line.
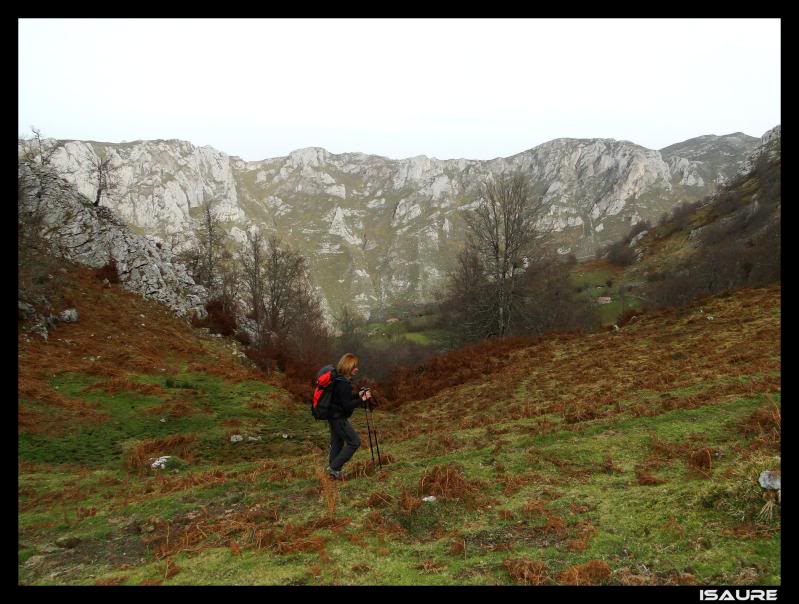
left=325, top=466, right=343, bottom=480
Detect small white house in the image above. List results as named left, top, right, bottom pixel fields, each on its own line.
left=597, top=296, right=612, bottom=305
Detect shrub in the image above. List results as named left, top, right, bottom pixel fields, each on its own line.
left=357, top=339, right=439, bottom=383
left=504, top=558, right=550, bottom=585
left=557, top=560, right=612, bottom=585
left=381, top=335, right=541, bottom=407
left=96, top=257, right=120, bottom=283
left=606, top=242, right=636, bottom=267
left=670, top=200, right=702, bottom=228
left=191, top=297, right=237, bottom=336
left=365, top=491, right=393, bottom=508
left=234, top=329, right=251, bottom=346
left=627, top=220, right=651, bottom=242
left=418, top=463, right=484, bottom=506
left=244, top=346, right=277, bottom=375
left=616, top=309, right=645, bottom=328
left=738, top=403, right=781, bottom=452
left=603, top=220, right=650, bottom=267
left=647, top=219, right=780, bottom=308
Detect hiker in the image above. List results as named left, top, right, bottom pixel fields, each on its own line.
left=325, top=353, right=373, bottom=480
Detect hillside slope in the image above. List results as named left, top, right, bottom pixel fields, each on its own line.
left=566, top=125, right=780, bottom=323
left=19, top=270, right=780, bottom=585
left=631, top=125, right=780, bottom=282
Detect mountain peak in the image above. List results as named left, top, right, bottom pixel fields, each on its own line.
left=287, top=147, right=330, bottom=167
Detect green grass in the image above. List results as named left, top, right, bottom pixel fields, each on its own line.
left=571, top=266, right=617, bottom=288
left=19, top=387, right=780, bottom=585
left=18, top=372, right=325, bottom=468
left=19, top=287, right=781, bottom=585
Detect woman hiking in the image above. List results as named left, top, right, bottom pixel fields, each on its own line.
left=325, top=353, right=373, bottom=480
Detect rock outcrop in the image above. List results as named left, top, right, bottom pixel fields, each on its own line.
left=18, top=162, right=207, bottom=328
left=735, top=126, right=781, bottom=178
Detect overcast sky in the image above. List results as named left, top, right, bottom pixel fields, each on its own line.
left=19, top=18, right=780, bottom=161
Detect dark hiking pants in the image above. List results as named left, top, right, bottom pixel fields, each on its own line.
left=328, top=417, right=361, bottom=471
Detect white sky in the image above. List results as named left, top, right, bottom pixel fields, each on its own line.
left=19, top=18, right=781, bottom=162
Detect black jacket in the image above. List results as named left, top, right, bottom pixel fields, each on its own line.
left=329, top=376, right=364, bottom=419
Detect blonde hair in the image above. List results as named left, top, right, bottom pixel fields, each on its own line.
left=336, top=353, right=359, bottom=379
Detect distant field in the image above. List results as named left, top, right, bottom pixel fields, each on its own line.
left=363, top=319, right=451, bottom=349
left=570, top=260, right=641, bottom=325
left=570, top=261, right=622, bottom=288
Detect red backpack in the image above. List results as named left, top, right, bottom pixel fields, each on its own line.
left=311, top=365, right=338, bottom=420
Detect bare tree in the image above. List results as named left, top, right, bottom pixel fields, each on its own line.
left=441, top=248, right=496, bottom=342
left=189, top=198, right=226, bottom=294
left=239, top=230, right=308, bottom=339
left=85, top=147, right=121, bottom=207
left=22, top=127, right=62, bottom=167
left=216, top=245, right=241, bottom=314
left=463, top=171, right=546, bottom=336
left=282, top=277, right=330, bottom=372
left=237, top=229, right=329, bottom=373
left=262, top=234, right=309, bottom=337
left=18, top=127, right=72, bottom=211
left=239, top=228, right=266, bottom=333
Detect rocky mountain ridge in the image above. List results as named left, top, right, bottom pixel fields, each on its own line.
left=38, top=129, right=769, bottom=318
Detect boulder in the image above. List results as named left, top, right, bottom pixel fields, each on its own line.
left=58, top=308, right=79, bottom=322
left=758, top=470, right=781, bottom=491
left=55, top=535, right=80, bottom=549
left=628, top=230, right=649, bottom=247
left=122, top=518, right=141, bottom=535
left=18, top=300, right=36, bottom=318
left=30, top=321, right=49, bottom=341
left=151, top=456, right=171, bottom=469
left=39, top=544, right=62, bottom=554
left=24, top=555, right=47, bottom=568
left=230, top=434, right=243, bottom=443
left=150, top=456, right=187, bottom=471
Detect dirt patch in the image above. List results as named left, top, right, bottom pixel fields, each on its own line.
left=465, top=520, right=568, bottom=551
left=20, top=531, right=149, bottom=584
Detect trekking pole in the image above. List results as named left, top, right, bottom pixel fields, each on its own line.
left=364, top=406, right=376, bottom=466
left=369, top=406, right=383, bottom=469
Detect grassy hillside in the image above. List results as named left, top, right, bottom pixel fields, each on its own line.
left=18, top=265, right=780, bottom=585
